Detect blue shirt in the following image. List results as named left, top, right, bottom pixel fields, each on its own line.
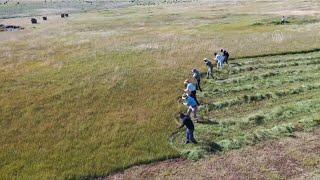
left=186, top=96, right=197, bottom=107
left=186, top=83, right=196, bottom=92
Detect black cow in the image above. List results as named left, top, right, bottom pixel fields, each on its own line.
left=31, top=18, right=37, bottom=24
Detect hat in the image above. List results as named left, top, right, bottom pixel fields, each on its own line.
left=182, top=93, right=188, bottom=99
left=203, top=58, right=208, bottom=61
left=184, top=79, right=189, bottom=84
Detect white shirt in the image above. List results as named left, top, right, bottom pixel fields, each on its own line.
left=215, top=54, right=224, bottom=63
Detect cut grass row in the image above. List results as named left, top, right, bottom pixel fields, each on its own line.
left=204, top=67, right=320, bottom=103
left=204, top=71, right=320, bottom=96
left=173, top=51, right=320, bottom=160
left=177, top=97, right=320, bottom=160
left=2, top=0, right=320, bottom=178
left=213, top=65, right=320, bottom=86
left=228, top=58, right=320, bottom=75
left=206, top=83, right=320, bottom=111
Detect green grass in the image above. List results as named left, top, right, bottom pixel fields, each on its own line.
left=172, top=51, right=320, bottom=160
left=1, top=0, right=320, bottom=178
left=0, top=50, right=182, bottom=179
left=0, top=0, right=131, bottom=19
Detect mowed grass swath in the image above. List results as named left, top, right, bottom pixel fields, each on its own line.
left=1, top=0, right=320, bottom=178
left=172, top=51, right=320, bottom=160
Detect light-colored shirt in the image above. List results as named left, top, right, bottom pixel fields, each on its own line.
left=186, top=83, right=196, bottom=92
left=215, top=54, right=224, bottom=63
left=186, top=96, right=197, bottom=107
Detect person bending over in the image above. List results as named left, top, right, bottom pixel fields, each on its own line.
left=214, top=52, right=224, bottom=69
left=203, top=58, right=214, bottom=79
left=184, top=79, right=200, bottom=105
left=192, top=68, right=202, bottom=92
left=221, top=48, right=229, bottom=64
left=178, top=113, right=197, bottom=144
left=182, top=94, right=198, bottom=119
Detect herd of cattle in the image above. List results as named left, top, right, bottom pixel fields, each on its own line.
left=30, top=13, right=69, bottom=24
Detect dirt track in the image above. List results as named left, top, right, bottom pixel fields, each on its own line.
left=106, top=128, right=320, bottom=179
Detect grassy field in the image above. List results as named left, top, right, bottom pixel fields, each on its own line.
left=109, top=129, right=320, bottom=179
left=172, top=50, right=320, bottom=160
left=0, top=0, right=130, bottom=19
left=0, top=0, right=320, bottom=179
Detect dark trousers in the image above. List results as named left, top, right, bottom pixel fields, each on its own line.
left=196, top=79, right=202, bottom=92
left=186, top=128, right=196, bottom=143
left=224, top=56, right=229, bottom=64
left=190, top=91, right=200, bottom=105
left=207, top=67, right=214, bottom=79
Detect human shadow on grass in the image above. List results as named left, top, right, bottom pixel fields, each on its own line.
left=196, top=119, right=219, bottom=125
left=230, top=62, right=242, bottom=67
left=201, top=141, right=223, bottom=153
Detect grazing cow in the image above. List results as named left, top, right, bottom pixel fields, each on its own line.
left=65, top=14, right=69, bottom=17
left=43, top=17, right=47, bottom=20
left=31, top=18, right=37, bottom=24
left=85, top=1, right=93, bottom=5
left=61, top=14, right=65, bottom=18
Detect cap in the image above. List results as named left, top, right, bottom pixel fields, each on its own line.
left=182, top=93, right=188, bottom=99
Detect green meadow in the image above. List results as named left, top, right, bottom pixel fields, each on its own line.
left=173, top=51, right=320, bottom=160
left=0, top=0, right=320, bottom=178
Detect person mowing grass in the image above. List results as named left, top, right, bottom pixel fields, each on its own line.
left=178, top=113, right=197, bottom=144
left=221, top=48, right=229, bottom=64
left=203, top=58, right=215, bottom=79
left=184, top=79, right=200, bottom=105
left=192, top=68, right=202, bottom=92
left=182, top=94, right=198, bottom=120
left=214, top=52, right=225, bottom=69
left=281, top=16, right=286, bottom=24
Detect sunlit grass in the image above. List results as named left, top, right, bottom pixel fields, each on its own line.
left=1, top=0, right=320, bottom=178
left=173, top=51, right=320, bottom=160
